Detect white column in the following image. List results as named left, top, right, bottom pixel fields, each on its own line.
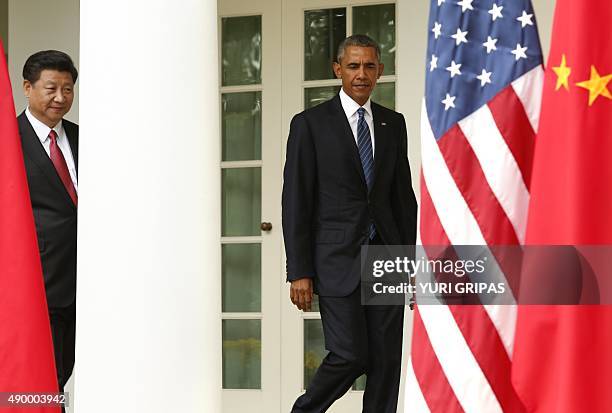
left=76, top=1, right=221, bottom=412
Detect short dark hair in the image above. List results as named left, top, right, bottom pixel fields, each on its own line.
left=337, top=34, right=381, bottom=62
left=22, top=50, right=78, bottom=84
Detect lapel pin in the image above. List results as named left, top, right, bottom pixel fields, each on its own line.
left=381, top=122, right=387, bottom=126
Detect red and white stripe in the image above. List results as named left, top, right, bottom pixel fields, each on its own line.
left=405, top=66, right=544, bottom=413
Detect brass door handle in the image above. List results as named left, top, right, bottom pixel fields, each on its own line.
left=261, top=222, right=273, bottom=232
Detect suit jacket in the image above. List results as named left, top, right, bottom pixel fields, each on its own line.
left=282, top=95, right=417, bottom=297
left=18, top=112, right=78, bottom=308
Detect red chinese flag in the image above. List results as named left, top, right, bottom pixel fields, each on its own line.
left=512, top=1, right=612, bottom=412
left=0, top=40, right=60, bottom=411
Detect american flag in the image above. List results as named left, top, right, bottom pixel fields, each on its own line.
left=405, top=1, right=544, bottom=412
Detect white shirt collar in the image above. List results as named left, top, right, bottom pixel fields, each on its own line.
left=25, top=107, right=63, bottom=144
left=339, top=87, right=372, bottom=119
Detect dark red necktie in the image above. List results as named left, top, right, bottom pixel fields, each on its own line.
left=48, top=130, right=77, bottom=206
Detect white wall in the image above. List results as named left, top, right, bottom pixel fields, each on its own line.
left=533, top=0, right=556, bottom=62
left=8, top=0, right=79, bottom=122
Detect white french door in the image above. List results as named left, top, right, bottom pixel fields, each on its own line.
left=280, top=1, right=398, bottom=412
left=218, top=1, right=398, bottom=411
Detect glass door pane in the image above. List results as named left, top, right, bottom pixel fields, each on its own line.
left=223, top=319, right=262, bottom=389
left=353, top=4, right=396, bottom=75
left=222, top=16, right=262, bottom=86
left=221, top=167, right=262, bottom=237
left=222, top=92, right=262, bottom=161
left=304, top=86, right=341, bottom=109
left=371, top=82, right=396, bottom=109
left=222, top=243, right=262, bottom=312
left=303, top=319, right=326, bottom=389
left=304, top=8, right=346, bottom=81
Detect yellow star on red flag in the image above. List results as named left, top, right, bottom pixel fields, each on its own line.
left=576, top=65, right=612, bottom=106
left=552, top=54, right=571, bottom=91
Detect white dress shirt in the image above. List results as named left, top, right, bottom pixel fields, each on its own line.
left=339, top=87, right=375, bottom=157
left=26, top=108, right=78, bottom=192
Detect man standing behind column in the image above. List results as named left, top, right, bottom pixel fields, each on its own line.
left=18, top=50, right=79, bottom=394
left=282, top=35, right=417, bottom=412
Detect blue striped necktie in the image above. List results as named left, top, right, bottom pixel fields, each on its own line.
left=357, top=107, right=376, bottom=240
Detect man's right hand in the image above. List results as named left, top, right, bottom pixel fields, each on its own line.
left=290, top=278, right=314, bottom=311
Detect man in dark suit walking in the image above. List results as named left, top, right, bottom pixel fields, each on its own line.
left=18, top=50, right=78, bottom=395
left=282, top=35, right=417, bottom=412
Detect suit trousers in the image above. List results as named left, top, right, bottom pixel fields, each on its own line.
left=49, top=303, right=76, bottom=397
left=291, top=270, right=404, bottom=412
